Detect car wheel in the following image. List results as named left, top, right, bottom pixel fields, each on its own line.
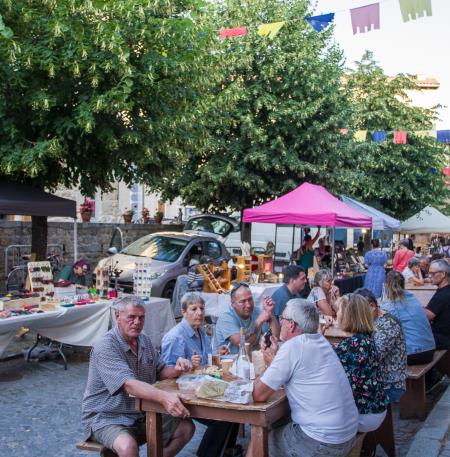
left=162, top=281, right=175, bottom=300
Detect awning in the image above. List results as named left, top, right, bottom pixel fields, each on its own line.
left=341, top=196, right=400, bottom=231
left=400, top=206, right=450, bottom=234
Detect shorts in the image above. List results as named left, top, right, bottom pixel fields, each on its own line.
left=92, top=415, right=180, bottom=452
left=269, top=421, right=354, bottom=457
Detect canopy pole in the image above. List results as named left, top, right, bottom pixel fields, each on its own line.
left=73, top=218, right=78, bottom=261
left=274, top=225, right=278, bottom=272
left=331, top=227, right=336, bottom=277
left=291, top=225, right=295, bottom=259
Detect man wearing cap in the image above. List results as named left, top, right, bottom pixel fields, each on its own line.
left=57, top=259, right=91, bottom=286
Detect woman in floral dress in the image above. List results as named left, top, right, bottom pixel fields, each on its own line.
left=363, top=239, right=388, bottom=299
left=335, top=294, right=388, bottom=432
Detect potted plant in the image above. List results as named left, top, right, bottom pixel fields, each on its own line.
left=122, top=208, right=134, bottom=224
left=141, top=207, right=150, bottom=224
left=154, top=210, right=164, bottom=224
left=79, top=198, right=94, bottom=223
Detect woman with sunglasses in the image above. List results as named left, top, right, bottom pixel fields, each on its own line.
left=56, top=259, right=91, bottom=286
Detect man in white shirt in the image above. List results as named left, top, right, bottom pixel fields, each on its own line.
left=252, top=299, right=358, bottom=457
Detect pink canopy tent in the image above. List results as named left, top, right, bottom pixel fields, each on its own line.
left=243, top=182, right=372, bottom=227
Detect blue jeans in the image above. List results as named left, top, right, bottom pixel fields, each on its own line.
left=385, top=387, right=406, bottom=403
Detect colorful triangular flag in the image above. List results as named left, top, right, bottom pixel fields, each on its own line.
left=220, top=27, right=248, bottom=39
left=339, top=128, right=349, bottom=135
left=350, top=3, right=380, bottom=34
left=305, top=13, right=335, bottom=32
left=399, top=0, right=432, bottom=22
left=373, top=131, right=387, bottom=142
left=257, top=22, right=285, bottom=39
left=393, top=131, right=408, bottom=144
left=354, top=130, right=367, bottom=142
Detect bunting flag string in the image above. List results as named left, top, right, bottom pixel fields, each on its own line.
left=215, top=0, right=434, bottom=41
left=337, top=129, right=450, bottom=145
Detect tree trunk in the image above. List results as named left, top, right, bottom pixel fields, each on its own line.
left=31, top=215, right=48, bottom=260
left=240, top=209, right=252, bottom=244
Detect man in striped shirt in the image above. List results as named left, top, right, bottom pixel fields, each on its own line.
left=82, top=296, right=194, bottom=457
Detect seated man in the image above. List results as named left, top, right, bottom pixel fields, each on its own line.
left=82, top=296, right=194, bottom=457
left=56, top=259, right=91, bottom=286
left=272, top=265, right=308, bottom=321
left=214, top=282, right=280, bottom=354
left=252, top=299, right=358, bottom=457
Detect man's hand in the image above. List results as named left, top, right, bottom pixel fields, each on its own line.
left=160, top=392, right=190, bottom=418
left=191, top=353, right=202, bottom=369
left=175, top=357, right=192, bottom=374
left=261, top=335, right=278, bottom=366
left=319, top=315, right=333, bottom=335
left=258, top=296, right=275, bottom=324
left=218, top=345, right=230, bottom=356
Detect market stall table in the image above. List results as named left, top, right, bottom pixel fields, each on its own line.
left=334, top=274, right=366, bottom=295
left=0, top=297, right=174, bottom=357
left=135, top=379, right=289, bottom=457
left=405, top=284, right=437, bottom=308
left=201, top=283, right=280, bottom=319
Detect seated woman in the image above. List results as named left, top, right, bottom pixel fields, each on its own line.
left=381, top=271, right=435, bottom=365
left=335, top=294, right=388, bottom=432
left=355, top=288, right=407, bottom=403
left=161, top=292, right=238, bottom=457
left=307, top=269, right=340, bottom=316
left=402, top=257, right=425, bottom=286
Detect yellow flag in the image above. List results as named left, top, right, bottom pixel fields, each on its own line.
left=415, top=130, right=435, bottom=138
left=354, top=130, right=367, bottom=142
left=257, top=22, right=285, bottom=39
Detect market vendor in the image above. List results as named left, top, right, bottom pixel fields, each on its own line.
left=56, top=259, right=91, bottom=286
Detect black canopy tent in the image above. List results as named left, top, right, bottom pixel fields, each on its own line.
left=0, top=180, right=78, bottom=259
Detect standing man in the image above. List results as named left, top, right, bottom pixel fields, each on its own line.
left=214, top=283, right=280, bottom=354
left=82, top=296, right=194, bottom=457
left=425, top=259, right=450, bottom=349
left=272, top=265, right=308, bottom=321
left=252, top=299, right=358, bottom=457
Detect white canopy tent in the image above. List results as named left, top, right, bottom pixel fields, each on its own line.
left=400, top=206, right=450, bottom=234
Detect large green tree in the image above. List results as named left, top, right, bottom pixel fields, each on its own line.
left=0, top=0, right=215, bottom=257
left=343, top=52, right=449, bottom=219
left=158, top=0, right=357, bottom=241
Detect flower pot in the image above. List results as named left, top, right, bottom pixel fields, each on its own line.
left=123, top=214, right=133, bottom=224
left=81, top=211, right=92, bottom=223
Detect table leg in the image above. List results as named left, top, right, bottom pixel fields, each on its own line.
left=146, top=412, right=163, bottom=457
left=246, top=426, right=268, bottom=457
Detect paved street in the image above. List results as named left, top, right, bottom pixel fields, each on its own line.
left=0, top=333, right=448, bottom=457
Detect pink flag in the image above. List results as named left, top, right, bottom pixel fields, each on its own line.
left=350, top=3, right=380, bottom=34
left=220, top=27, right=248, bottom=39
left=394, top=131, right=407, bottom=144
left=339, top=128, right=349, bottom=135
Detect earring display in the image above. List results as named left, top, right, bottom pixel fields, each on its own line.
left=133, top=259, right=153, bottom=297
left=27, top=261, right=54, bottom=297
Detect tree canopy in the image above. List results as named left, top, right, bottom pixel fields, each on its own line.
left=0, top=0, right=215, bottom=194
left=343, top=52, right=449, bottom=219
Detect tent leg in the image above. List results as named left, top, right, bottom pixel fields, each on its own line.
left=291, top=225, right=295, bottom=260
left=274, top=225, right=278, bottom=272
left=331, top=227, right=336, bottom=277
left=73, top=218, right=78, bottom=262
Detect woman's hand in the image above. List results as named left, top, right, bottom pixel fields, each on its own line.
left=191, top=353, right=202, bottom=369
left=319, top=315, right=333, bottom=335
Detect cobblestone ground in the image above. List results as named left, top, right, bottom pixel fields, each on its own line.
left=0, top=332, right=448, bottom=457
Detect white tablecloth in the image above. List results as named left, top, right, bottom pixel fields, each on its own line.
left=201, top=283, right=281, bottom=319
left=0, top=297, right=175, bottom=356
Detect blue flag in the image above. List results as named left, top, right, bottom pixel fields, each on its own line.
left=305, top=13, right=335, bottom=32
left=437, top=130, right=450, bottom=144
left=373, top=130, right=387, bottom=142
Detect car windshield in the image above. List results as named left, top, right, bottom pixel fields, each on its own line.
left=122, top=235, right=189, bottom=262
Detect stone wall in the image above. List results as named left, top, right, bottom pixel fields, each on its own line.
left=0, top=221, right=183, bottom=285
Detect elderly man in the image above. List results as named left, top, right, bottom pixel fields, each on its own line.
left=214, top=282, right=280, bottom=354
left=425, top=259, right=450, bottom=349
left=82, top=296, right=194, bottom=457
left=252, top=299, right=358, bottom=457
left=272, top=265, right=308, bottom=321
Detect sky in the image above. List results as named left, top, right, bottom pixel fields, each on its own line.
left=314, top=0, right=449, bottom=129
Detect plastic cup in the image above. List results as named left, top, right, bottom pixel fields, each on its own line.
left=222, top=359, right=233, bottom=376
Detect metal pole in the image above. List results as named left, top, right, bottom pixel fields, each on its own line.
left=274, top=225, right=278, bottom=271
left=73, top=218, right=78, bottom=261
left=331, top=227, right=336, bottom=276
left=291, top=225, right=295, bottom=258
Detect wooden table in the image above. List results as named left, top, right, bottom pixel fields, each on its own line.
left=405, top=284, right=437, bottom=308
left=135, top=379, right=289, bottom=457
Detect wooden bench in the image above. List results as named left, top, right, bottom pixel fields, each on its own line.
left=399, top=349, right=448, bottom=420
left=363, top=403, right=396, bottom=457
left=76, top=440, right=118, bottom=457
left=346, top=432, right=366, bottom=457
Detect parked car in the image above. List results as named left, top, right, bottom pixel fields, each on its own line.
left=96, top=215, right=238, bottom=299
